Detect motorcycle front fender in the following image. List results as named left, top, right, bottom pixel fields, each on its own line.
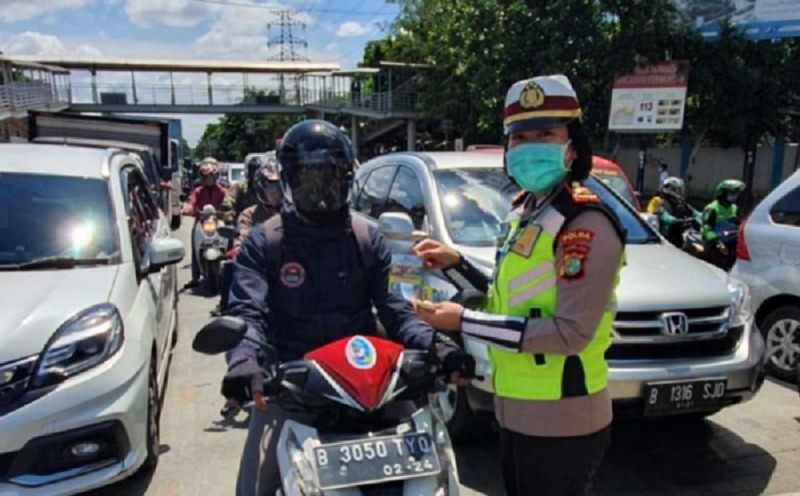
left=205, top=247, right=222, bottom=261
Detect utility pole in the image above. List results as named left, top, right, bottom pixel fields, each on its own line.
left=267, top=10, right=309, bottom=105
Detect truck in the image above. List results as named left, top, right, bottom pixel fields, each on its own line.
left=27, top=111, right=184, bottom=230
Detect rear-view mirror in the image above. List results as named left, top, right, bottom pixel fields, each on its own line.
left=148, top=238, right=184, bottom=273
left=192, top=316, right=248, bottom=354
left=218, top=225, right=239, bottom=240
left=378, top=212, right=427, bottom=242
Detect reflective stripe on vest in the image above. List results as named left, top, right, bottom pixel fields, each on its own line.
left=486, top=204, right=619, bottom=401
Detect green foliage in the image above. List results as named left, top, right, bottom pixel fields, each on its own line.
left=369, top=0, right=800, bottom=149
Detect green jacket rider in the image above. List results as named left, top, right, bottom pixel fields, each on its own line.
left=701, top=179, right=745, bottom=245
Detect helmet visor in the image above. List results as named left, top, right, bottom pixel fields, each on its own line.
left=287, top=163, right=350, bottom=214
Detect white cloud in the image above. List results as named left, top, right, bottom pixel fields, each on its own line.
left=335, top=21, right=373, bottom=38
left=4, top=31, right=105, bottom=58
left=0, top=0, right=90, bottom=22
left=124, top=0, right=220, bottom=28
left=192, top=0, right=315, bottom=60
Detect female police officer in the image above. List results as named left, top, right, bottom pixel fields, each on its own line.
left=414, top=75, right=625, bottom=496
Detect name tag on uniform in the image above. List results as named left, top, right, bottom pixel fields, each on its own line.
left=510, top=224, right=541, bottom=258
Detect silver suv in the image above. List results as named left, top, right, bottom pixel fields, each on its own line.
left=351, top=151, right=766, bottom=440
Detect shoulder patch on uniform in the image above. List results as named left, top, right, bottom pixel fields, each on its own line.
left=558, top=249, right=588, bottom=281
left=559, top=229, right=595, bottom=246
left=568, top=181, right=599, bottom=204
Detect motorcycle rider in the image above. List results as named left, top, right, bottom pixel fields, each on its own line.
left=222, top=119, right=474, bottom=496
left=213, top=162, right=284, bottom=317
left=653, top=177, right=701, bottom=247
left=220, top=155, right=262, bottom=225
left=183, top=158, right=227, bottom=288
left=702, top=179, right=745, bottom=256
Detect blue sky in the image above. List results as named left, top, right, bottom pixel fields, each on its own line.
left=0, top=0, right=400, bottom=145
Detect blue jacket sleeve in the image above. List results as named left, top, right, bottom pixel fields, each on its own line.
left=225, top=224, right=270, bottom=358
left=369, top=228, right=435, bottom=352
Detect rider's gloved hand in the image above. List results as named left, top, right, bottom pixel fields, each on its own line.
left=222, top=348, right=265, bottom=408
left=435, top=333, right=476, bottom=386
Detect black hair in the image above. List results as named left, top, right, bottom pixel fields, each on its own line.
left=567, top=120, right=591, bottom=182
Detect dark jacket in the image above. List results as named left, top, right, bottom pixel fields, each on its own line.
left=226, top=210, right=437, bottom=362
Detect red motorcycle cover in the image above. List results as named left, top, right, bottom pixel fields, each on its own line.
left=305, top=335, right=403, bottom=411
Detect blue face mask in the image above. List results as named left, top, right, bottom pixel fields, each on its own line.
left=506, top=142, right=569, bottom=194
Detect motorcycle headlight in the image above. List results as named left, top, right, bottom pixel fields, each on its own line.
left=727, top=277, right=752, bottom=328
left=34, top=304, right=124, bottom=387
left=287, top=435, right=322, bottom=496
left=202, top=219, right=218, bottom=235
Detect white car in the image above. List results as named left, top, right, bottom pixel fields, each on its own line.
left=732, top=169, right=800, bottom=381
left=353, top=152, right=764, bottom=440
left=0, top=144, right=184, bottom=495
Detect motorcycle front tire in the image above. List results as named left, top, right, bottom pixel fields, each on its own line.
left=205, top=260, right=220, bottom=295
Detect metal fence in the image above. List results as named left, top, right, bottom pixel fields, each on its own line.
left=67, top=81, right=418, bottom=113
left=0, top=82, right=69, bottom=117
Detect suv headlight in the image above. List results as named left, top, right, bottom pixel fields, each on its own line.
left=727, top=277, right=752, bottom=328
left=34, top=304, right=124, bottom=387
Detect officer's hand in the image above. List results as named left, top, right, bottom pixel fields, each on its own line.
left=717, top=241, right=729, bottom=256
left=414, top=301, right=464, bottom=331
left=222, top=351, right=266, bottom=409
left=412, top=239, right=461, bottom=271
left=441, top=349, right=476, bottom=387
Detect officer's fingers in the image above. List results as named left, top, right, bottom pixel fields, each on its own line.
left=412, top=239, right=439, bottom=254
left=253, top=392, right=267, bottom=409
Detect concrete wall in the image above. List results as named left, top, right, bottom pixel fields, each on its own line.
left=611, top=143, right=800, bottom=198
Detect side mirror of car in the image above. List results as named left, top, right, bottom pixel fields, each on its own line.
left=378, top=212, right=427, bottom=242
left=147, top=238, right=185, bottom=273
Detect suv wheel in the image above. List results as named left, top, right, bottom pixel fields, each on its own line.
left=761, top=305, right=800, bottom=382
left=432, top=384, right=487, bottom=443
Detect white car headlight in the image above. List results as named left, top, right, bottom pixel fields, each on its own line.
left=727, top=277, right=752, bottom=328
left=35, top=304, right=124, bottom=387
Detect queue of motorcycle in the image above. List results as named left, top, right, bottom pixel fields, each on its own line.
left=192, top=204, right=228, bottom=294
left=192, top=316, right=463, bottom=495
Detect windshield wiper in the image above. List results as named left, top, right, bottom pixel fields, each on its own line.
left=0, top=256, right=112, bottom=271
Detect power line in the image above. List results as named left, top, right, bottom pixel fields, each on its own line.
left=191, top=0, right=394, bottom=17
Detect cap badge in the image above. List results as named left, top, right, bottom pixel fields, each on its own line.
left=519, top=81, right=545, bottom=109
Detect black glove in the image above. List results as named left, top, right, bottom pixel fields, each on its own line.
left=440, top=347, right=476, bottom=381
left=221, top=348, right=263, bottom=403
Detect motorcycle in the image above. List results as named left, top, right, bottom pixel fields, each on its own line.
left=681, top=219, right=739, bottom=271
left=192, top=316, right=463, bottom=495
left=192, top=204, right=227, bottom=294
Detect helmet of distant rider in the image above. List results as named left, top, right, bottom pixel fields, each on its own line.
left=715, top=179, right=745, bottom=204
left=276, top=120, right=355, bottom=225
left=661, top=176, right=685, bottom=198
left=244, top=154, right=263, bottom=185
left=254, top=160, right=283, bottom=208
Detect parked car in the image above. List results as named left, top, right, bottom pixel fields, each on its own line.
left=731, top=169, right=800, bottom=382
left=351, top=151, right=765, bottom=440
left=0, top=144, right=184, bottom=494
left=223, top=162, right=244, bottom=188
left=591, top=156, right=641, bottom=211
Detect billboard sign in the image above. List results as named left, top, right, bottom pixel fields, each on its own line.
left=608, top=61, right=690, bottom=133
left=673, top=0, right=800, bottom=40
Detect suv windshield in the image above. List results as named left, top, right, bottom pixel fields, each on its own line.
left=434, top=168, right=656, bottom=246
left=0, top=173, right=120, bottom=265
left=592, top=170, right=637, bottom=207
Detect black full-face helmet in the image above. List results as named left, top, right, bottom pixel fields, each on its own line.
left=277, top=120, right=355, bottom=225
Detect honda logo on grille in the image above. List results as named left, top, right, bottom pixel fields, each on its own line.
left=660, top=312, right=689, bottom=336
